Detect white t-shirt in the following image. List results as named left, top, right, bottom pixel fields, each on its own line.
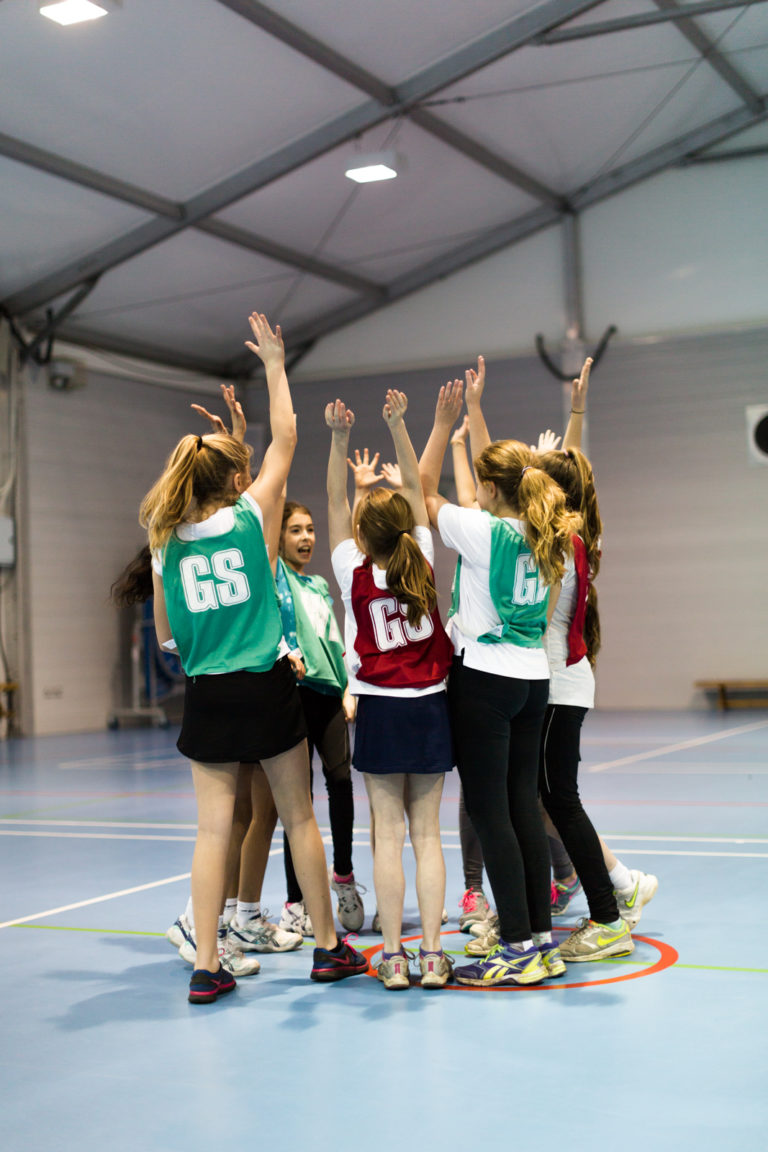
left=543, top=554, right=595, bottom=708
left=331, top=526, right=445, bottom=697
left=437, top=504, right=549, bottom=680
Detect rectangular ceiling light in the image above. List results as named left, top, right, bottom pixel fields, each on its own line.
left=40, top=1, right=117, bottom=25
left=345, top=151, right=402, bottom=184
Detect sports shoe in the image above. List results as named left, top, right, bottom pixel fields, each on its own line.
left=329, top=870, right=366, bottom=932
left=188, top=965, right=236, bottom=1005
left=310, top=935, right=369, bottom=982
left=376, top=951, right=412, bottom=990
left=178, top=928, right=261, bottom=976
left=615, top=870, right=658, bottom=929
left=279, top=901, right=314, bottom=938
left=371, top=909, right=382, bottom=933
left=458, top=888, right=491, bottom=932
left=464, top=925, right=500, bottom=956
left=537, top=941, right=567, bottom=977
left=560, top=917, right=635, bottom=962
left=454, top=943, right=547, bottom=987
left=419, top=950, right=454, bottom=988
left=228, top=913, right=302, bottom=953
left=469, top=911, right=498, bottom=938
left=551, top=876, right=582, bottom=914
left=441, top=907, right=449, bottom=924
left=166, top=913, right=192, bottom=950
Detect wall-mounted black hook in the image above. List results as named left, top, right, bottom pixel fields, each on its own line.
left=535, top=324, right=617, bottom=382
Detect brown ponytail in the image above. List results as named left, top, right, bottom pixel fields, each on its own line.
left=355, top=489, right=437, bottom=627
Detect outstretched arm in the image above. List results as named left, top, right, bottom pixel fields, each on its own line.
left=382, top=389, right=428, bottom=528
left=347, top=447, right=382, bottom=521
left=326, top=400, right=355, bottom=553
left=450, top=415, right=477, bottom=508
left=191, top=383, right=246, bottom=442
left=245, top=314, right=297, bottom=513
left=563, top=357, right=592, bottom=451
left=465, top=355, right=492, bottom=462
left=419, top=379, right=464, bottom=528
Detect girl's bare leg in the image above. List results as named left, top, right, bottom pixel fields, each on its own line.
left=364, top=773, right=407, bottom=956
left=406, top=773, right=446, bottom=953
left=225, top=763, right=253, bottom=901
left=190, top=759, right=239, bottom=971
left=261, top=740, right=337, bottom=950
left=238, top=765, right=278, bottom=903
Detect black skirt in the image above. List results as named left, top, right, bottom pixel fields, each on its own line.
left=352, top=691, right=453, bottom=775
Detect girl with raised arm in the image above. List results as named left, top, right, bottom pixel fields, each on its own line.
left=327, top=390, right=454, bottom=990
left=140, top=313, right=367, bottom=1004
left=420, top=368, right=580, bottom=987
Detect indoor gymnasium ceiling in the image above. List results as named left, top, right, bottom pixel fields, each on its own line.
left=1, top=0, right=767, bottom=378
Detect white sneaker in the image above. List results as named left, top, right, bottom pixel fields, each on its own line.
left=228, top=913, right=302, bottom=953
left=469, top=911, right=498, bottom=938
left=615, top=871, right=658, bottom=929
left=279, top=901, right=314, bottom=938
left=178, top=928, right=261, bottom=976
left=419, top=950, right=454, bottom=988
left=165, top=913, right=190, bottom=950
left=458, top=888, right=491, bottom=932
left=371, top=909, right=382, bottom=933
left=329, top=870, right=366, bottom=932
left=464, top=924, right=500, bottom=956
left=376, top=951, right=411, bottom=990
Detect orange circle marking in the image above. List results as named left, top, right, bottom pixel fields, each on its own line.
left=361, top=928, right=678, bottom=990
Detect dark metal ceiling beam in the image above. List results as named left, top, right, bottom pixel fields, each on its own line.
left=46, top=323, right=229, bottom=377
left=652, top=0, right=763, bottom=112
left=540, top=0, right=766, bottom=43
left=0, top=131, right=184, bottom=219
left=195, top=219, right=385, bottom=297
left=2, top=0, right=605, bottom=319
left=680, top=142, right=768, bottom=161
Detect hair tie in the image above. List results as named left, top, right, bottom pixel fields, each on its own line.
left=395, top=529, right=409, bottom=539
left=521, top=465, right=533, bottom=475
left=196, top=435, right=204, bottom=452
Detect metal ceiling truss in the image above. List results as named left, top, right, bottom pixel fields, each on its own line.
left=4, top=0, right=766, bottom=378
left=540, top=0, right=768, bottom=43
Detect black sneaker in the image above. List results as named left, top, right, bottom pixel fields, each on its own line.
left=310, top=936, right=369, bottom=982
left=188, top=966, right=237, bottom=1004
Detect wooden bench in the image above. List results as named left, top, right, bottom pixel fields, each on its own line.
left=694, top=679, right=768, bottom=711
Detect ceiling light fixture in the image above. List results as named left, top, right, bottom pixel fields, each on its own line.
left=40, top=1, right=120, bottom=26
left=344, top=151, right=405, bottom=184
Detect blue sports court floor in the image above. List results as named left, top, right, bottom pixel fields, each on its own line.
left=2, top=709, right=767, bottom=1152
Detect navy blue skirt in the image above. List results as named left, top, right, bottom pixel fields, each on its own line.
left=352, top=692, right=454, bottom=776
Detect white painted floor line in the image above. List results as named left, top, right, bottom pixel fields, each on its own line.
left=601, top=834, right=768, bottom=844
left=0, top=831, right=198, bottom=842
left=604, top=848, right=768, bottom=859
left=586, top=718, right=768, bottom=773
left=0, top=819, right=199, bottom=830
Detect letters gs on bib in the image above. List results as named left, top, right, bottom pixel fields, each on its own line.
left=368, top=596, right=434, bottom=652
left=514, top=554, right=547, bottom=606
left=180, top=549, right=250, bottom=611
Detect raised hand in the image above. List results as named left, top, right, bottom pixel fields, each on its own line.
left=245, top=313, right=284, bottom=368
left=382, top=389, right=407, bottom=427
left=325, top=398, right=355, bottom=433
left=465, top=355, right=485, bottom=408
left=435, top=378, right=464, bottom=428
left=381, top=462, right=402, bottom=490
left=191, top=383, right=246, bottom=441
left=534, top=429, right=562, bottom=453
left=451, top=414, right=470, bottom=447
left=571, top=357, right=592, bottom=415
left=347, top=447, right=381, bottom=490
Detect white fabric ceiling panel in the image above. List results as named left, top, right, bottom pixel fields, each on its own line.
left=0, top=156, right=150, bottom=297
left=0, top=0, right=363, bottom=201
left=258, top=0, right=537, bottom=85
left=216, top=119, right=538, bottom=271
left=697, top=3, right=768, bottom=49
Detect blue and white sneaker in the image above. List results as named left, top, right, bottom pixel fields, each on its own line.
left=166, top=913, right=194, bottom=951
left=227, top=913, right=302, bottom=953
left=454, top=942, right=547, bottom=987
left=537, top=940, right=567, bottom=977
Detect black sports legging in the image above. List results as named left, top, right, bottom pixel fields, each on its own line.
left=284, top=684, right=354, bottom=903
left=538, top=703, right=619, bottom=924
left=448, top=657, right=551, bottom=944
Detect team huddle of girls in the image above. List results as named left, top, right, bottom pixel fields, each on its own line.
left=139, top=311, right=656, bottom=1004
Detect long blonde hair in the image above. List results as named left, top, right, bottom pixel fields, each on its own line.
left=474, top=440, right=581, bottom=585
left=140, top=433, right=252, bottom=552
left=538, top=446, right=602, bottom=663
left=354, top=488, right=436, bottom=628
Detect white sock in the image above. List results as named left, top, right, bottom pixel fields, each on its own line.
left=609, top=860, right=633, bottom=891
left=531, top=932, right=552, bottom=946
left=236, top=901, right=260, bottom=926
left=504, top=938, right=534, bottom=953
left=184, top=895, right=195, bottom=930
left=223, top=899, right=237, bottom=926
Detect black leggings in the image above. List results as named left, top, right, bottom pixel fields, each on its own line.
left=448, top=658, right=551, bottom=943
left=538, top=703, right=618, bottom=924
left=284, top=685, right=354, bottom=903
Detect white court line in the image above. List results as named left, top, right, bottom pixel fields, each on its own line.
left=0, top=819, right=199, bottom=830
left=0, top=847, right=285, bottom=930
left=0, top=831, right=197, bottom=842
left=601, top=834, right=768, bottom=844
left=586, top=718, right=768, bottom=773
left=595, top=848, right=768, bottom=859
